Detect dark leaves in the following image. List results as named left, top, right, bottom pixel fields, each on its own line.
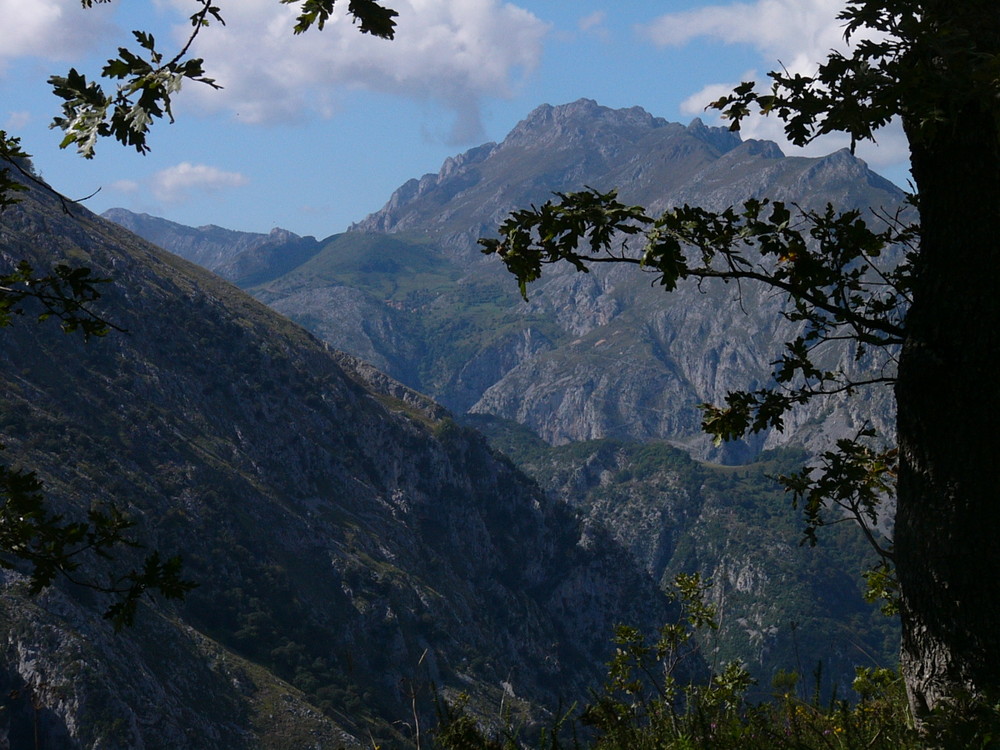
left=0, top=261, right=119, bottom=338
left=483, top=188, right=910, bottom=442
left=777, top=428, right=896, bottom=560
left=281, top=0, right=398, bottom=37
left=479, top=188, right=651, bottom=299
left=0, top=458, right=196, bottom=630
left=50, top=31, right=220, bottom=158
left=49, top=0, right=399, bottom=158
left=0, top=133, right=30, bottom=211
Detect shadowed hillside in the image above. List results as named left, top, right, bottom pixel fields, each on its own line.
left=2, top=175, right=672, bottom=748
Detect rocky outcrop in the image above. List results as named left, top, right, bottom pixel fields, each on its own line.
left=465, top=425, right=897, bottom=701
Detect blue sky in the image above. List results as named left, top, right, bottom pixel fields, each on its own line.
left=1, top=0, right=909, bottom=238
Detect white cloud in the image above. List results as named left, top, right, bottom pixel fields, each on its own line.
left=108, top=179, right=140, bottom=194
left=170, top=0, right=548, bottom=143
left=644, top=0, right=908, bottom=173
left=150, top=162, right=249, bottom=203
left=681, top=75, right=909, bottom=172
left=642, top=0, right=849, bottom=77
left=0, top=0, right=116, bottom=63
left=578, top=10, right=607, bottom=34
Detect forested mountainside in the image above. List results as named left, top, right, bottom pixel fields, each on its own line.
left=1, top=177, right=673, bottom=748
left=107, top=99, right=904, bottom=461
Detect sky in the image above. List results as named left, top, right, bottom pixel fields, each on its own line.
left=1, top=0, right=910, bottom=239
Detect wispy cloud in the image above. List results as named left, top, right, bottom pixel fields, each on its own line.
left=4, top=111, right=32, bottom=129
left=150, top=162, right=249, bottom=203
left=578, top=10, right=607, bottom=35
left=107, top=179, right=140, bottom=194
left=172, top=0, right=548, bottom=144
left=642, top=0, right=849, bottom=76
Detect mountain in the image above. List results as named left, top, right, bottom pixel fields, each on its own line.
left=107, top=99, right=902, bottom=461
left=98, top=98, right=902, bottom=706
left=100, top=208, right=325, bottom=287
left=3, top=176, right=673, bottom=748
left=350, top=99, right=896, bottom=252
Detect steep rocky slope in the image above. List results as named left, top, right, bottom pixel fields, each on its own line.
left=465, top=415, right=899, bottom=700
left=2, top=179, right=672, bottom=748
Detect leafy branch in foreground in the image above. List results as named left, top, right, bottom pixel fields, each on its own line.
left=50, top=0, right=398, bottom=158
left=433, top=576, right=925, bottom=749
left=480, top=187, right=906, bottom=707
left=0, top=133, right=31, bottom=211
left=284, top=0, right=399, bottom=37
left=0, top=459, right=195, bottom=631
left=50, top=1, right=224, bottom=158
left=0, top=260, right=123, bottom=338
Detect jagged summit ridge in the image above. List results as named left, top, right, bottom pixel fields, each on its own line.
left=351, top=100, right=748, bottom=240
left=500, top=98, right=671, bottom=147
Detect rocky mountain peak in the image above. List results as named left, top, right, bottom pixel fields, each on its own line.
left=737, top=139, right=785, bottom=159
left=501, top=98, right=670, bottom=148
left=351, top=100, right=729, bottom=239
left=684, top=117, right=743, bottom=155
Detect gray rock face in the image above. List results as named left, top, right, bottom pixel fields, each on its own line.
left=349, top=99, right=737, bottom=257
left=306, top=101, right=905, bottom=456
left=464, top=426, right=897, bottom=702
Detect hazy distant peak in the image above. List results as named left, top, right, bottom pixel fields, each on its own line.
left=102, top=207, right=320, bottom=284
left=684, top=117, right=743, bottom=155
left=735, top=139, right=785, bottom=159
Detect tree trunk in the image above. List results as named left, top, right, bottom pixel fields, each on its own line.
left=896, top=90, right=1000, bottom=723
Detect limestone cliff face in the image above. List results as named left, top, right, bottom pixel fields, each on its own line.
left=2, top=180, right=671, bottom=747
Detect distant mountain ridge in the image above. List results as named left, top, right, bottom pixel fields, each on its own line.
left=101, top=207, right=324, bottom=286
left=349, top=99, right=749, bottom=253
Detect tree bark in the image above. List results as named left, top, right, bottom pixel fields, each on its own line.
left=896, top=87, right=1000, bottom=721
